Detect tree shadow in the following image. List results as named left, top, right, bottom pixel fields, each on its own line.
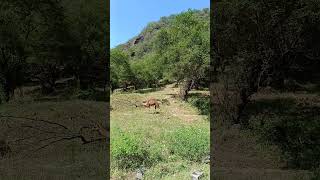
left=134, top=87, right=164, bottom=94
left=243, top=97, right=320, bottom=169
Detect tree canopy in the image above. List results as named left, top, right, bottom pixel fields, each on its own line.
left=0, top=0, right=108, bottom=102
left=111, top=9, right=210, bottom=99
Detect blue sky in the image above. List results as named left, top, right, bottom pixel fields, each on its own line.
left=110, top=0, right=210, bottom=48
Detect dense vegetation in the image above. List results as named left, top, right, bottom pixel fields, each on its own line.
left=110, top=9, right=210, bottom=178
left=0, top=0, right=108, bottom=104
left=212, top=0, right=320, bottom=172
left=0, top=1, right=109, bottom=179
left=111, top=9, right=210, bottom=100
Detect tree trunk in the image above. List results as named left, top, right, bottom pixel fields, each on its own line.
left=179, top=79, right=193, bottom=101
left=41, top=82, right=55, bottom=94
left=235, top=88, right=250, bottom=125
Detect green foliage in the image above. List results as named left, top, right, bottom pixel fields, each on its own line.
left=110, top=49, right=134, bottom=90
left=167, top=127, right=209, bottom=161
left=188, top=96, right=210, bottom=115
left=130, top=53, right=163, bottom=88
left=155, top=9, right=210, bottom=82
left=111, top=129, right=146, bottom=169
left=76, top=89, right=109, bottom=102
left=263, top=116, right=320, bottom=169
left=0, top=3, right=26, bottom=100
left=213, top=0, right=320, bottom=171
left=113, top=8, right=210, bottom=91
left=246, top=98, right=320, bottom=169
left=111, top=128, right=162, bottom=169
left=0, top=0, right=108, bottom=99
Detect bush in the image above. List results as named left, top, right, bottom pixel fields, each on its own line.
left=167, top=127, right=209, bottom=161
left=263, top=116, right=320, bottom=169
left=111, top=129, right=146, bottom=169
left=311, top=166, right=320, bottom=180
left=111, top=128, right=162, bottom=169
left=76, top=89, right=109, bottom=102
left=246, top=98, right=320, bottom=169
left=188, top=96, right=210, bottom=115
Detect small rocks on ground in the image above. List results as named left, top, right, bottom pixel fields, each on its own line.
left=136, top=166, right=145, bottom=180
left=191, top=170, right=204, bottom=180
left=202, top=155, right=210, bottom=164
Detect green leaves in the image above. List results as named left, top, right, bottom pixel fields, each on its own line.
left=110, top=49, right=134, bottom=89
left=167, top=126, right=210, bottom=161
left=156, top=9, right=210, bottom=81
left=111, top=9, right=210, bottom=90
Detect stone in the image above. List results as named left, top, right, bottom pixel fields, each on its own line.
left=191, top=171, right=204, bottom=180
left=202, top=155, right=210, bottom=164
left=136, top=166, right=145, bottom=180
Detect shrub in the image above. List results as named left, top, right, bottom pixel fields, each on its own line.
left=76, top=89, right=109, bottom=102
left=264, top=116, right=320, bottom=169
left=167, top=127, right=209, bottom=161
left=188, top=96, right=210, bottom=115
left=111, top=128, right=162, bottom=169
left=311, top=166, right=320, bottom=180
left=111, top=129, right=146, bottom=169
left=247, top=98, right=320, bottom=170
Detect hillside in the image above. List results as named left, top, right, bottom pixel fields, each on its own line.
left=110, top=8, right=211, bottom=179
left=116, top=8, right=209, bottom=59
left=111, top=8, right=210, bottom=96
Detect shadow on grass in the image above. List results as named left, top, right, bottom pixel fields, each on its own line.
left=243, top=97, right=320, bottom=170
left=134, top=87, right=164, bottom=94
left=187, top=93, right=210, bottom=116
left=76, top=89, right=109, bottom=102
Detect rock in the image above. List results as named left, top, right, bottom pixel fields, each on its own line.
left=136, top=166, right=145, bottom=180
left=136, top=171, right=143, bottom=180
left=191, top=171, right=204, bottom=180
left=133, top=36, right=144, bottom=45
left=202, top=155, right=210, bottom=164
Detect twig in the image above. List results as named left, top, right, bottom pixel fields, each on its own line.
left=82, top=137, right=108, bottom=145
left=0, top=115, right=70, bottom=130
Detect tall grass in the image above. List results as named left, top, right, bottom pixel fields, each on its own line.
left=167, top=126, right=210, bottom=161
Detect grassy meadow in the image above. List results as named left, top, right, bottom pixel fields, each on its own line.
left=110, top=84, right=210, bottom=179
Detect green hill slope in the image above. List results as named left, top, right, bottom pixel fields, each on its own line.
left=116, top=8, right=209, bottom=59
left=111, top=8, right=210, bottom=95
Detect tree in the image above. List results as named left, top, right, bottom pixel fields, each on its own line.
left=212, top=0, right=320, bottom=125
left=155, top=9, right=210, bottom=100
left=110, top=49, right=134, bottom=91
left=63, top=0, right=108, bottom=90
left=0, top=1, right=26, bottom=101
